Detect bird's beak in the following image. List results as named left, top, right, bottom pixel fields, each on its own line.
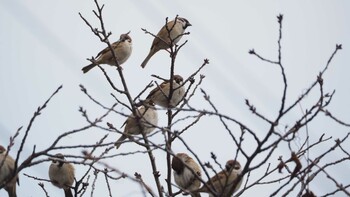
left=125, top=31, right=131, bottom=35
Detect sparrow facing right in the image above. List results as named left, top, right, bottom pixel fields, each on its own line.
left=195, top=160, right=243, bottom=197
left=0, top=145, right=18, bottom=197
left=82, top=32, right=132, bottom=73
left=115, top=100, right=158, bottom=149
left=146, top=75, right=185, bottom=108
left=172, top=153, right=202, bottom=197
left=140, top=17, right=191, bottom=68
left=49, top=153, right=75, bottom=197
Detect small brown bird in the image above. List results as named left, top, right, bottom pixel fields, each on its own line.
left=172, top=153, right=201, bottom=197
left=82, top=32, right=132, bottom=73
left=0, top=145, right=18, bottom=197
left=195, top=160, right=243, bottom=197
left=146, top=75, right=185, bottom=108
left=49, top=153, right=75, bottom=197
left=115, top=101, right=158, bottom=149
left=140, top=17, right=191, bottom=68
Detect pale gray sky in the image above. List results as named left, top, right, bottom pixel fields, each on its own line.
left=1, top=0, right=349, bottom=196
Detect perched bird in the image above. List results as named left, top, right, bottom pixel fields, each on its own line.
left=49, top=153, right=75, bottom=197
left=172, top=153, right=201, bottom=197
left=115, top=101, right=158, bottom=149
left=0, top=145, right=18, bottom=197
left=140, top=17, right=191, bottom=68
left=195, top=160, right=243, bottom=197
left=146, top=75, right=185, bottom=108
left=82, top=32, right=132, bottom=73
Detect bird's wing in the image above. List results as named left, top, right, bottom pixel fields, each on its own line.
left=95, top=41, right=120, bottom=59
left=147, top=81, right=169, bottom=99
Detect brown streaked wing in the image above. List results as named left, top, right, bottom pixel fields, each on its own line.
left=208, top=170, right=228, bottom=183
left=95, top=41, right=120, bottom=59
left=147, top=80, right=169, bottom=99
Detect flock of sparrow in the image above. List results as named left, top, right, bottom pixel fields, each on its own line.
left=0, top=17, right=243, bottom=197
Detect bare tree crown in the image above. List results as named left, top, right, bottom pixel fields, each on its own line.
left=1, top=1, right=348, bottom=197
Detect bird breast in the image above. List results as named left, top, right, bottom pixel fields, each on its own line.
left=125, top=106, right=158, bottom=135
left=0, top=154, right=16, bottom=183
left=140, top=107, right=158, bottom=134
left=152, top=81, right=185, bottom=108
left=166, top=21, right=185, bottom=45
left=117, top=41, right=132, bottom=64
left=174, top=167, right=200, bottom=191
left=49, top=164, right=75, bottom=189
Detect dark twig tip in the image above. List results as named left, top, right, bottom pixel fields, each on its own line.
left=204, top=162, right=212, bottom=168
left=106, top=122, right=114, bottom=129
left=248, top=49, right=255, bottom=54
left=317, top=73, right=323, bottom=85
left=319, top=133, right=325, bottom=142
left=79, top=84, right=87, bottom=93
left=210, top=152, right=217, bottom=160
left=336, top=44, right=342, bottom=50
left=335, top=139, right=341, bottom=145
left=277, top=14, right=283, bottom=23
left=134, top=172, right=141, bottom=179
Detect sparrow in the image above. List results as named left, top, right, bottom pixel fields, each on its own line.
left=146, top=75, right=185, bottom=108
left=195, top=160, right=243, bottom=197
left=140, top=17, right=191, bottom=68
left=0, top=145, right=18, bottom=197
left=82, top=32, right=132, bottom=73
left=115, top=100, right=158, bottom=149
left=49, top=153, right=75, bottom=197
left=172, top=153, right=201, bottom=197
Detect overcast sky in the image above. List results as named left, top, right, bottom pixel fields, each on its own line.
left=1, top=0, right=350, bottom=196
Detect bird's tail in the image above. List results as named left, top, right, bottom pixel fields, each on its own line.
left=64, top=188, right=73, bottom=197
left=115, top=135, right=127, bottom=149
left=5, top=184, right=17, bottom=197
left=140, top=52, right=154, bottom=68
left=81, top=63, right=96, bottom=73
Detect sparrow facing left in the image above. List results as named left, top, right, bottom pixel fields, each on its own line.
left=82, top=32, right=132, bottom=73
left=146, top=75, right=185, bottom=108
left=115, top=100, right=158, bottom=149
left=140, top=17, right=191, bottom=68
left=172, top=153, right=201, bottom=197
left=49, top=153, right=75, bottom=197
left=0, top=145, right=18, bottom=197
left=195, top=160, right=243, bottom=197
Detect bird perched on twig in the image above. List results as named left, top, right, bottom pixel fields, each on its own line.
left=0, top=145, right=18, bottom=197
left=195, top=160, right=243, bottom=197
left=172, top=153, right=202, bottom=197
left=49, top=153, right=75, bottom=197
left=82, top=31, right=132, bottom=73
left=140, top=17, right=191, bottom=68
left=115, top=100, right=158, bottom=149
left=146, top=75, right=185, bottom=108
